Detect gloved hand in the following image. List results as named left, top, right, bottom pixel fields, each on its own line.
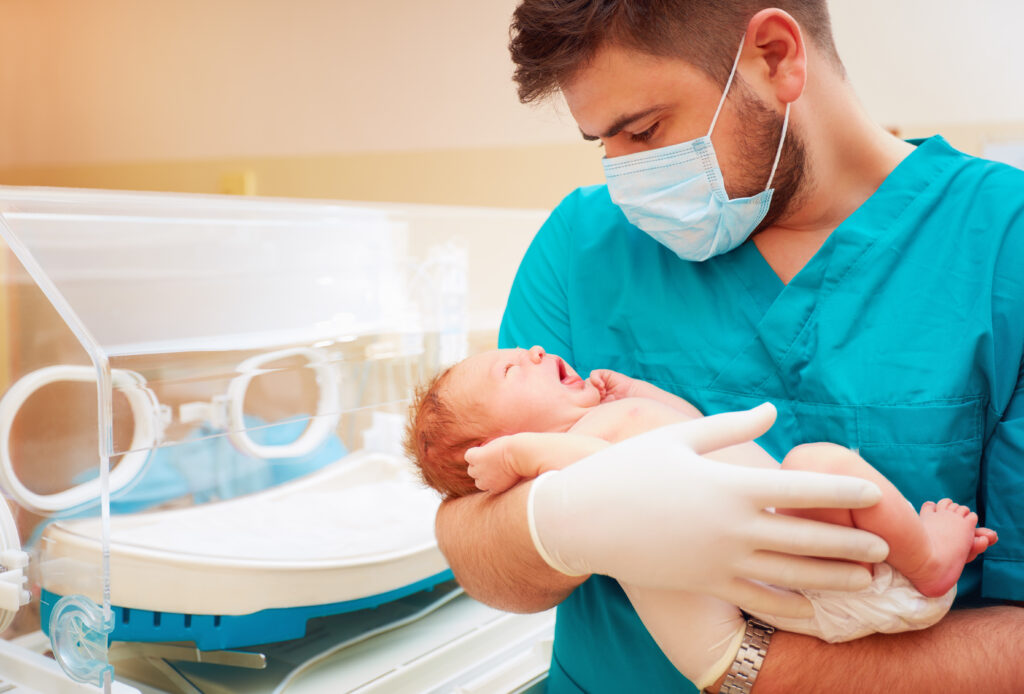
left=527, top=403, right=890, bottom=618
left=621, top=584, right=746, bottom=690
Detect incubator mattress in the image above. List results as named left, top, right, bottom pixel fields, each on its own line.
left=38, top=452, right=448, bottom=615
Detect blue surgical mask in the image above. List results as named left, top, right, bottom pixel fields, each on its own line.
left=602, top=36, right=791, bottom=262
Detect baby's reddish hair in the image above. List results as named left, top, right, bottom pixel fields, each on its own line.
left=403, top=366, right=487, bottom=499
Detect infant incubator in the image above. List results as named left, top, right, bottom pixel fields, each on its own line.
left=0, top=187, right=554, bottom=693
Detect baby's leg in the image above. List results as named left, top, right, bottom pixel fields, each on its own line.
left=780, top=443, right=993, bottom=597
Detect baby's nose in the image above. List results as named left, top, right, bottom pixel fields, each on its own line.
left=528, top=345, right=545, bottom=363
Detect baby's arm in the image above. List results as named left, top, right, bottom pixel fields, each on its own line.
left=465, top=432, right=610, bottom=493
left=466, top=395, right=704, bottom=493
left=467, top=389, right=777, bottom=493
left=588, top=369, right=703, bottom=417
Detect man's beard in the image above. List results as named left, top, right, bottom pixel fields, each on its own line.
left=724, top=79, right=809, bottom=234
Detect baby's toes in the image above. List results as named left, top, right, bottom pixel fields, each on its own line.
left=977, top=527, right=999, bottom=545
left=936, top=498, right=954, bottom=511
left=966, top=536, right=989, bottom=562
left=921, top=501, right=936, bottom=513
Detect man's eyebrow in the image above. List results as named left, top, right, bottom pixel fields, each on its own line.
left=579, top=106, right=667, bottom=141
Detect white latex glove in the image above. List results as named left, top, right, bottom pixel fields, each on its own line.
left=621, top=584, right=746, bottom=690
left=527, top=403, right=890, bottom=618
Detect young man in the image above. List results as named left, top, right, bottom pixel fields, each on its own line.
left=437, top=2, right=1024, bottom=691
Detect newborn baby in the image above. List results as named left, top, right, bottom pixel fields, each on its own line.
left=405, top=345, right=997, bottom=687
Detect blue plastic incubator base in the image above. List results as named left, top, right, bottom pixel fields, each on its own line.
left=40, top=569, right=454, bottom=651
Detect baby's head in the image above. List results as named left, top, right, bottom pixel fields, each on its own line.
left=404, top=345, right=600, bottom=498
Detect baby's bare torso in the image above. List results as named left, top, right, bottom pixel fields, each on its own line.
left=567, top=397, right=700, bottom=444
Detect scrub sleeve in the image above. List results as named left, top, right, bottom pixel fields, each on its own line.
left=499, top=136, right=1024, bottom=693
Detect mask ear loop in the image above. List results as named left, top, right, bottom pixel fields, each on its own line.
left=707, top=33, right=747, bottom=138
left=705, top=32, right=792, bottom=191
left=764, top=102, right=791, bottom=190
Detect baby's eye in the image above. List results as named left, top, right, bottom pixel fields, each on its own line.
left=629, top=122, right=660, bottom=143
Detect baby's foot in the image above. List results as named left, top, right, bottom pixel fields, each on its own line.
left=904, top=499, right=983, bottom=597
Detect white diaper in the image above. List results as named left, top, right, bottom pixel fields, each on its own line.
left=750, top=563, right=956, bottom=643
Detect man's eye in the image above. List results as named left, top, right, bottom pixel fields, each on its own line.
left=629, top=123, right=659, bottom=143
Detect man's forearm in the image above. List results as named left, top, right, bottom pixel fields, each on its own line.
left=435, top=479, right=586, bottom=613
left=709, top=605, right=1024, bottom=693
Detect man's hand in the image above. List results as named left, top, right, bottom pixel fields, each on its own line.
left=528, top=404, right=891, bottom=618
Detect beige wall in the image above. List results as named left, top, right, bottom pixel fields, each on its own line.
left=0, top=143, right=605, bottom=209
left=829, top=0, right=1024, bottom=128
left=0, top=1, right=1022, bottom=207
left=0, top=0, right=578, bottom=165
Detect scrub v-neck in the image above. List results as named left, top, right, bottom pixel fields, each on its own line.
left=711, top=137, right=945, bottom=397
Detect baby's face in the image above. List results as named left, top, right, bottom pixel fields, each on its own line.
left=450, top=346, right=601, bottom=436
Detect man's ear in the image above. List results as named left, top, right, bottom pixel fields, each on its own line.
left=743, top=8, right=807, bottom=106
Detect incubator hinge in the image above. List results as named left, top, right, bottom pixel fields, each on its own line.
left=178, top=395, right=229, bottom=430
left=0, top=549, right=30, bottom=611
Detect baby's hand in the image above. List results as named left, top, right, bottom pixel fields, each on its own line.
left=467, top=432, right=610, bottom=494
left=588, top=369, right=639, bottom=403
left=465, top=439, right=522, bottom=494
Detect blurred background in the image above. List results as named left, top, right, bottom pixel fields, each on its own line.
left=0, top=3, right=1021, bottom=689
left=0, top=0, right=1021, bottom=210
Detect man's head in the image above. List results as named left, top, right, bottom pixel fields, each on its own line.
left=404, top=346, right=600, bottom=498
left=510, top=1, right=841, bottom=105
left=510, top=1, right=845, bottom=231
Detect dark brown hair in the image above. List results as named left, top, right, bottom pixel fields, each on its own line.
left=403, top=366, right=488, bottom=499
left=510, top=0, right=842, bottom=103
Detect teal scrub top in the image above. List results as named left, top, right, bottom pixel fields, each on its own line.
left=498, top=136, right=1024, bottom=693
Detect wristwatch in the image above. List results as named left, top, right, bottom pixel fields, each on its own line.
left=707, top=615, right=775, bottom=694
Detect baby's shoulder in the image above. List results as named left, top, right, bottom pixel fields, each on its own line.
left=571, top=397, right=687, bottom=442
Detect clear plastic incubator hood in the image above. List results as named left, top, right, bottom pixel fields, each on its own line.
left=0, top=187, right=553, bottom=693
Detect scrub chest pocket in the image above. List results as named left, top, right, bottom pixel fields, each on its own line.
left=661, top=385, right=985, bottom=512
left=855, top=399, right=984, bottom=510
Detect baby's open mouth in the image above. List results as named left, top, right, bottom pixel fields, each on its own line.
left=557, top=357, right=583, bottom=387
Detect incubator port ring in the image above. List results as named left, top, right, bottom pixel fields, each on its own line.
left=0, top=365, right=159, bottom=515
left=48, top=593, right=114, bottom=687
left=225, top=347, right=341, bottom=460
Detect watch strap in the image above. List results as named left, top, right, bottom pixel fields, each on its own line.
left=708, top=615, right=775, bottom=694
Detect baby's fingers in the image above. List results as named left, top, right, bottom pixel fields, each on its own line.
left=469, top=465, right=518, bottom=494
